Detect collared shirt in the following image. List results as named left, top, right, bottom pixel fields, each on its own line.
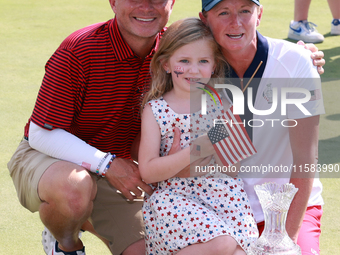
left=25, top=18, right=164, bottom=159
left=224, top=31, right=325, bottom=222
left=225, top=31, right=269, bottom=140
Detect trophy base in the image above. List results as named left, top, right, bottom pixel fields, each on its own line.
left=248, top=234, right=301, bottom=255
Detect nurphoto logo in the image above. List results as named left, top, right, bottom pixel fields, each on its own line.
left=201, top=84, right=312, bottom=116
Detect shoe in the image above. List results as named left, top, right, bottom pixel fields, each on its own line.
left=288, top=20, right=324, bottom=43
left=48, top=241, right=85, bottom=255
left=331, top=19, right=340, bottom=35
left=42, top=226, right=84, bottom=255
left=42, top=226, right=56, bottom=254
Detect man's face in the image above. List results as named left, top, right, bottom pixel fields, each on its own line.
left=110, top=0, right=174, bottom=41
left=200, top=0, right=262, bottom=56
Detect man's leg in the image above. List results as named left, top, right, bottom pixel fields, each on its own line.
left=294, top=0, right=312, bottom=21
left=327, top=0, right=340, bottom=19
left=8, top=140, right=144, bottom=254
left=38, top=161, right=97, bottom=252
left=289, top=0, right=324, bottom=43
left=81, top=219, right=110, bottom=247
left=91, top=178, right=145, bottom=255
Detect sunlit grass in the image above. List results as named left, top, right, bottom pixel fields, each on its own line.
left=1, top=0, right=338, bottom=254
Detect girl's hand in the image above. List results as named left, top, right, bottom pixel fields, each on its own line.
left=168, top=127, right=182, bottom=155
left=168, top=127, right=213, bottom=178
left=190, top=134, right=215, bottom=163
left=169, top=128, right=215, bottom=161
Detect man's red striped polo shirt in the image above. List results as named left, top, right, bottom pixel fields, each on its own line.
left=25, top=18, right=163, bottom=159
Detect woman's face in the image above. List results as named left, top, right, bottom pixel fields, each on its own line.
left=200, top=0, right=263, bottom=57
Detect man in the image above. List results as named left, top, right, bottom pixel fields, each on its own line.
left=8, top=1, right=174, bottom=254
left=200, top=0, right=324, bottom=254
left=7, top=0, right=324, bottom=254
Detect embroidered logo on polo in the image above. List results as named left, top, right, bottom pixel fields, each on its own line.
left=263, top=83, right=273, bottom=104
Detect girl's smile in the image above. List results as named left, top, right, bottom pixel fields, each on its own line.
left=164, top=38, right=216, bottom=94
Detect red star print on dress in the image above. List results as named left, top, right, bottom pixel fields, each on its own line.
left=143, top=96, right=258, bottom=255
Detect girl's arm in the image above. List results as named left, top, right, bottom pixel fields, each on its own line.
left=139, top=104, right=190, bottom=184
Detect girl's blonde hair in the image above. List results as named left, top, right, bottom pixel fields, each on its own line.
left=142, top=17, right=227, bottom=108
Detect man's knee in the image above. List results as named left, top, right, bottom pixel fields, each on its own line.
left=39, top=161, right=97, bottom=219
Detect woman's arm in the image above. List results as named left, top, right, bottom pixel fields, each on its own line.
left=286, top=116, right=320, bottom=242
left=138, top=104, right=190, bottom=184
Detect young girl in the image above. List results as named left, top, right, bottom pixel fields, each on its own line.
left=139, top=18, right=258, bottom=255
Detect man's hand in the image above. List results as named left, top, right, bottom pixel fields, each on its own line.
left=168, top=127, right=182, bottom=155
left=105, top=157, right=153, bottom=201
left=298, top=40, right=325, bottom=75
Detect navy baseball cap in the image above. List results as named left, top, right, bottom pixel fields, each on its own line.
left=202, top=0, right=260, bottom=12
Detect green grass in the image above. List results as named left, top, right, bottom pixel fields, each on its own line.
left=0, top=0, right=339, bottom=254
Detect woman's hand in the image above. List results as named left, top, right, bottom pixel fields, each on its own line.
left=298, top=41, right=325, bottom=75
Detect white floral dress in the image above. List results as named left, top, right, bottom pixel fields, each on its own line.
left=142, top=97, right=258, bottom=255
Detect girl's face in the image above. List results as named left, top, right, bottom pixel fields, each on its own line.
left=165, top=39, right=216, bottom=93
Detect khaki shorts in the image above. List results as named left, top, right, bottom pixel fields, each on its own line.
left=92, top=177, right=144, bottom=254
left=7, top=139, right=60, bottom=212
left=8, top=139, right=144, bottom=254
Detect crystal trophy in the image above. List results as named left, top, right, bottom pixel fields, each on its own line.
left=249, top=182, right=301, bottom=255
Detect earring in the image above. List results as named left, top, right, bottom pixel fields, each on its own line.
left=166, top=70, right=170, bottom=74
left=211, top=71, right=214, bottom=75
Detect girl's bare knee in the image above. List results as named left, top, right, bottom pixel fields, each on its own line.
left=210, top=235, right=238, bottom=255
